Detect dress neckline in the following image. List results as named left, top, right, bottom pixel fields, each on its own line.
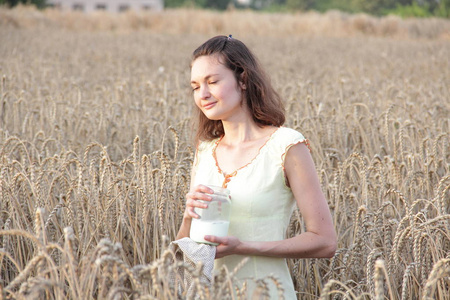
left=212, top=127, right=281, bottom=188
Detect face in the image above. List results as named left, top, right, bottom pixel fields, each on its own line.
left=190, top=55, right=246, bottom=121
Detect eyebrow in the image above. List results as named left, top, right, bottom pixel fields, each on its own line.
left=190, top=74, right=220, bottom=84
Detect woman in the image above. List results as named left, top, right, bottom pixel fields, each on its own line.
left=176, top=35, right=337, bottom=299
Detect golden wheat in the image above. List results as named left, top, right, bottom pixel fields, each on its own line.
left=0, top=6, right=449, bottom=300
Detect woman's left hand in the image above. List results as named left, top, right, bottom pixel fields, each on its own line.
left=204, top=235, right=241, bottom=259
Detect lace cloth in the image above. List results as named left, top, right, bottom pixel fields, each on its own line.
left=170, top=238, right=216, bottom=295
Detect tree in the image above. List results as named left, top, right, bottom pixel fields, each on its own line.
left=0, top=0, right=46, bottom=8
left=204, top=0, right=230, bottom=10
left=285, top=0, right=316, bottom=11
left=434, top=0, right=450, bottom=17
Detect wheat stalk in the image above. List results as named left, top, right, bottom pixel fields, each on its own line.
left=0, top=21, right=448, bottom=299
left=422, top=258, right=450, bottom=300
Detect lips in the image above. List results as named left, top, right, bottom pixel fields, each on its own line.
left=202, top=102, right=217, bottom=110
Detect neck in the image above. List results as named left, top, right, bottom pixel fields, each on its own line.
left=221, top=119, right=276, bottom=146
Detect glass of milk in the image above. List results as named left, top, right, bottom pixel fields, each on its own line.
left=190, top=185, right=231, bottom=245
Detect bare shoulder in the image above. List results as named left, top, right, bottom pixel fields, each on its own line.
left=284, top=141, right=319, bottom=191
left=284, top=141, right=313, bottom=168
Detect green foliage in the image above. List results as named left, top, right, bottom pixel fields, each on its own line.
left=0, top=0, right=445, bottom=17
left=262, top=0, right=448, bottom=18
left=285, top=0, right=315, bottom=11
left=261, top=3, right=290, bottom=12
left=314, top=0, right=352, bottom=12
left=382, top=0, right=449, bottom=18
left=313, top=0, right=414, bottom=15
left=204, top=0, right=230, bottom=10
left=385, top=2, right=432, bottom=18
left=0, top=0, right=46, bottom=8
left=165, top=0, right=229, bottom=10
left=164, top=0, right=187, bottom=8
left=165, top=0, right=209, bottom=8
left=433, top=0, right=450, bottom=17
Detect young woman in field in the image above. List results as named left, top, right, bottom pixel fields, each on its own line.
left=176, top=35, right=337, bottom=299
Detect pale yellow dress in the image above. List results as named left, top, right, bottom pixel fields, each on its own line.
left=192, top=127, right=309, bottom=299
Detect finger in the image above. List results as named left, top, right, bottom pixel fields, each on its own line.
left=186, top=191, right=213, bottom=202
left=184, top=206, right=198, bottom=218
left=204, top=235, right=225, bottom=244
left=185, top=198, right=208, bottom=219
left=194, top=184, right=214, bottom=194
left=186, top=198, right=208, bottom=210
left=189, top=211, right=200, bottom=219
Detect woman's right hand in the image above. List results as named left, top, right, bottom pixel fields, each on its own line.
left=184, top=184, right=214, bottom=219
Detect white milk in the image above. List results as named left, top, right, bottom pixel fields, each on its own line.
left=190, top=219, right=230, bottom=245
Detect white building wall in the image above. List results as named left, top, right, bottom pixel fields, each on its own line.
left=48, top=0, right=164, bottom=12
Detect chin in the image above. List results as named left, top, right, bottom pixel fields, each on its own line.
left=203, top=113, right=222, bottom=121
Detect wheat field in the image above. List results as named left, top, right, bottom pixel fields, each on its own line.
left=0, top=5, right=449, bottom=300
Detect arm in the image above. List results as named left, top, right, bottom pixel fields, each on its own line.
left=205, top=142, right=337, bottom=259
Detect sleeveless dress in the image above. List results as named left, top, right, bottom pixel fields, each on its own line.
left=192, top=127, right=309, bottom=299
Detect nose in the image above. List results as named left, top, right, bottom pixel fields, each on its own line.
left=199, top=85, right=211, bottom=99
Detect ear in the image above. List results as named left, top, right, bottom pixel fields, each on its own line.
left=239, top=71, right=247, bottom=90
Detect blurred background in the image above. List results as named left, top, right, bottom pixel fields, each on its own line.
left=0, top=1, right=448, bottom=299
left=1, top=0, right=449, bottom=17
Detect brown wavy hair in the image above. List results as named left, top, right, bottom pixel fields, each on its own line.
left=191, top=35, right=285, bottom=142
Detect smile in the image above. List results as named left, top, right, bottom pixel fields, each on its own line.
left=203, top=102, right=217, bottom=110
